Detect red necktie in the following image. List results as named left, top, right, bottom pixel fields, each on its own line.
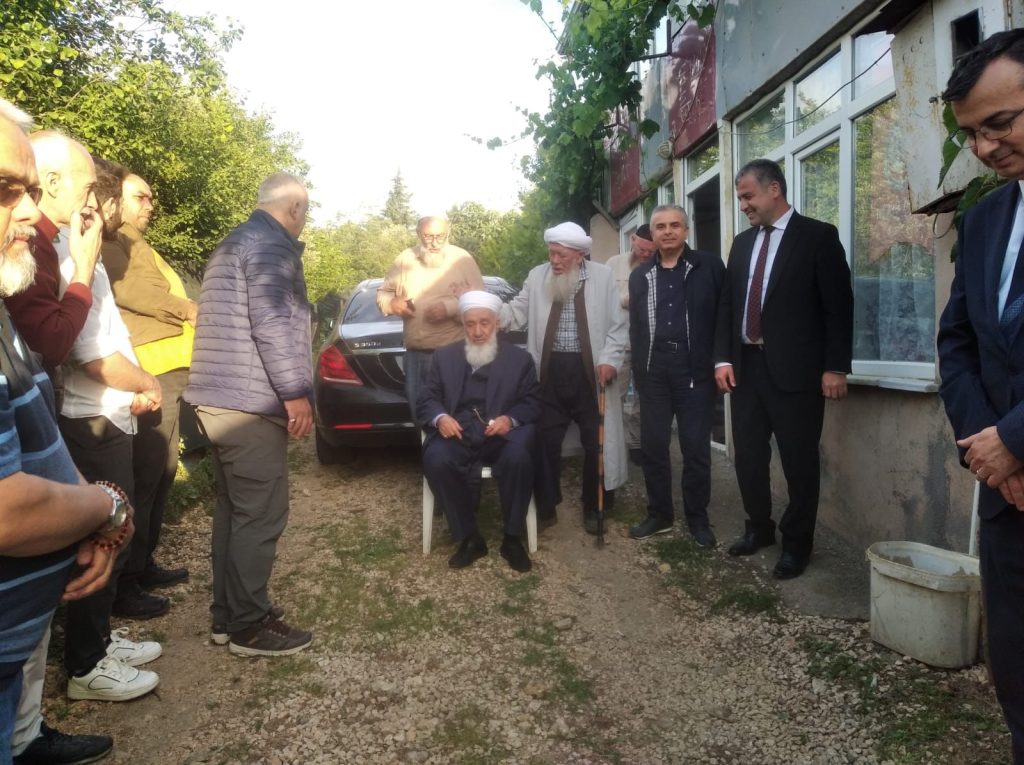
left=744, top=226, right=773, bottom=343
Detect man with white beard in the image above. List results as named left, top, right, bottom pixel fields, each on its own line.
left=501, top=222, right=629, bottom=534
left=418, top=291, right=541, bottom=572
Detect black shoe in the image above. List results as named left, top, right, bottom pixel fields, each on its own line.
left=448, top=534, right=487, bottom=569
left=583, top=510, right=603, bottom=536
left=111, top=591, right=169, bottom=620
left=138, top=564, right=189, bottom=590
left=689, top=524, right=717, bottom=548
left=500, top=535, right=532, bottom=572
left=727, top=529, right=776, bottom=556
left=13, top=722, right=112, bottom=764
left=773, top=551, right=809, bottom=579
left=629, top=515, right=673, bottom=540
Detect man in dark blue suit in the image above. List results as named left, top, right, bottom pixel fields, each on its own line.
left=938, top=29, right=1024, bottom=764
left=418, top=290, right=541, bottom=572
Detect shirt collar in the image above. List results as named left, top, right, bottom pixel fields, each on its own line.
left=768, top=206, right=796, bottom=232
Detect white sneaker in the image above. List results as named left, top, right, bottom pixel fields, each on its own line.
left=67, top=656, right=159, bottom=701
left=106, top=628, right=162, bottom=666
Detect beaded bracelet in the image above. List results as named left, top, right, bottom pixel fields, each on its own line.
left=90, top=480, right=132, bottom=550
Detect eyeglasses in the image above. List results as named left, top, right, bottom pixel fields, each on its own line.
left=421, top=233, right=449, bottom=243
left=950, top=106, right=1024, bottom=149
left=0, top=176, right=42, bottom=209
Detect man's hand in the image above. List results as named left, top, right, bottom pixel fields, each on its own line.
left=139, top=375, right=162, bottom=409
left=821, top=372, right=848, bottom=400
left=284, top=397, right=313, bottom=438
left=960, top=425, right=1024, bottom=487
left=62, top=513, right=135, bottom=602
left=715, top=364, right=735, bottom=393
left=597, top=364, right=617, bottom=386
left=437, top=415, right=463, bottom=440
left=424, top=302, right=448, bottom=323
left=390, top=296, right=416, bottom=318
left=186, top=300, right=199, bottom=325
left=129, top=392, right=159, bottom=415
left=997, top=469, right=1024, bottom=510
left=484, top=415, right=513, bottom=438
left=68, top=208, right=103, bottom=287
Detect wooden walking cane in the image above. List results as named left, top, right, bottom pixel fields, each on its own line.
left=597, top=382, right=606, bottom=548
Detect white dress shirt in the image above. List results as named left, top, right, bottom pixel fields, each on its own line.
left=997, top=181, right=1024, bottom=319
left=57, top=228, right=138, bottom=435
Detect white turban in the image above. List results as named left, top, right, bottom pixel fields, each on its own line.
left=458, top=290, right=502, bottom=315
left=543, top=222, right=591, bottom=253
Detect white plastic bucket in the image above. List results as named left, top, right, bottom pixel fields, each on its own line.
left=865, top=541, right=981, bottom=669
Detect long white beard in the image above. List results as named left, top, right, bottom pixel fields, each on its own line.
left=545, top=264, right=580, bottom=303
left=465, top=333, right=499, bottom=368
left=0, top=228, right=38, bottom=297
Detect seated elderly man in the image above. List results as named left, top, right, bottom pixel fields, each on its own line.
left=418, top=290, right=541, bottom=572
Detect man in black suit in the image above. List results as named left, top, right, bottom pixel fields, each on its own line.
left=938, top=29, right=1024, bottom=764
left=419, top=290, right=541, bottom=572
left=713, top=158, right=853, bottom=579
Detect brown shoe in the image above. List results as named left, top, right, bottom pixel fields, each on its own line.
left=228, top=614, right=312, bottom=657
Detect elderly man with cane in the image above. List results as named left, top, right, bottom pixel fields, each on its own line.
left=501, top=222, right=628, bottom=535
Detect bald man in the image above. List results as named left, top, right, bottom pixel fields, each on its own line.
left=185, top=172, right=316, bottom=657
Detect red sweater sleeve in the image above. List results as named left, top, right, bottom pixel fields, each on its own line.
left=3, top=267, right=92, bottom=368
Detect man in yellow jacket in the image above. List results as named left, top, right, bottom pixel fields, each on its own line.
left=102, top=172, right=195, bottom=615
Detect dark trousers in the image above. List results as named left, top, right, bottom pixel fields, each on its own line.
left=637, top=353, right=715, bottom=527
left=404, top=349, right=434, bottom=421
left=730, top=346, right=824, bottom=555
left=119, top=367, right=188, bottom=594
left=58, top=415, right=134, bottom=676
left=422, top=426, right=535, bottom=541
left=535, top=352, right=599, bottom=519
left=980, top=509, right=1024, bottom=764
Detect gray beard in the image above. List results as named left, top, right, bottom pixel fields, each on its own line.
left=0, top=234, right=38, bottom=297
left=545, top=264, right=580, bottom=303
left=465, top=334, right=499, bottom=368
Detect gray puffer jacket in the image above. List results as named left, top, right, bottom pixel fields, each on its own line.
left=185, top=209, right=312, bottom=417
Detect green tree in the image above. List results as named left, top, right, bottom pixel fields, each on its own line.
left=381, top=170, right=416, bottom=228
left=0, top=0, right=305, bottom=273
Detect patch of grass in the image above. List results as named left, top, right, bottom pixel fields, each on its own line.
left=516, top=622, right=557, bottom=648
left=514, top=621, right=595, bottom=708
left=166, top=452, right=217, bottom=523
left=367, top=595, right=438, bottom=637
left=214, top=739, right=253, bottom=765
left=649, top=533, right=716, bottom=596
left=434, top=704, right=511, bottom=764
left=546, top=654, right=595, bottom=704
left=712, top=586, right=782, bottom=620
left=498, top=573, right=540, bottom=616
left=287, top=443, right=312, bottom=473
left=802, top=637, right=884, bottom=709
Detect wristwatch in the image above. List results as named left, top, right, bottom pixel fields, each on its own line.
left=95, top=484, right=129, bottom=531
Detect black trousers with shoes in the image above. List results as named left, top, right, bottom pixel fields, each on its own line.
left=730, top=345, right=824, bottom=556
left=534, top=353, right=599, bottom=521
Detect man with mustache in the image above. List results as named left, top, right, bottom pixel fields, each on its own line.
left=419, top=290, right=540, bottom=571
left=0, top=100, right=129, bottom=765
left=377, top=216, right=483, bottom=416
left=501, top=222, right=629, bottom=534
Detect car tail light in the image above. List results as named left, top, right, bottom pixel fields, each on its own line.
left=318, top=346, right=363, bottom=385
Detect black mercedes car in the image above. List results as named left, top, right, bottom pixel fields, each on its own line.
left=313, top=276, right=521, bottom=464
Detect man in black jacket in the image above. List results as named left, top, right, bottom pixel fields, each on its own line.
left=628, top=205, right=724, bottom=545
left=714, top=159, right=853, bottom=579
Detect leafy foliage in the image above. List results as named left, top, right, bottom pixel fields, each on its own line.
left=0, top=0, right=306, bottom=273
left=381, top=170, right=417, bottom=228
left=511, top=0, right=714, bottom=224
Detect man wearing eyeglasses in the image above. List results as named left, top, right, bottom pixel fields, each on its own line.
left=377, top=216, right=483, bottom=417
left=938, top=28, right=1024, bottom=764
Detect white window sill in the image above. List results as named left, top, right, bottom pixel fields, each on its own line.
left=847, top=374, right=939, bottom=393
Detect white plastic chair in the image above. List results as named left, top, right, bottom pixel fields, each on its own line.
left=422, top=465, right=538, bottom=555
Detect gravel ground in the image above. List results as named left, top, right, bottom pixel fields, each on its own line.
left=39, top=441, right=1009, bottom=764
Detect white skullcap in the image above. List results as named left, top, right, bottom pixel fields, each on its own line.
left=543, top=222, right=591, bottom=253
left=459, top=290, right=502, bottom=314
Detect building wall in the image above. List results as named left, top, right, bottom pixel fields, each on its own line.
left=589, top=214, right=620, bottom=264
left=669, top=20, right=717, bottom=155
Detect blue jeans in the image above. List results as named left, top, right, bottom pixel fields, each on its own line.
left=404, top=349, right=435, bottom=423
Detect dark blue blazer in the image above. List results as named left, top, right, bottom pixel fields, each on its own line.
left=938, top=179, right=1024, bottom=519
left=416, top=340, right=541, bottom=447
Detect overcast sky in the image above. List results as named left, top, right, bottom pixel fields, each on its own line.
left=168, top=0, right=564, bottom=224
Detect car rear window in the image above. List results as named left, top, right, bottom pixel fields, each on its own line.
left=343, top=289, right=400, bottom=324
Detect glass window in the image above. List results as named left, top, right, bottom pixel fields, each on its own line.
left=660, top=180, right=675, bottom=205
left=796, top=52, right=841, bottom=134
left=686, top=141, right=719, bottom=182
left=852, top=98, right=935, bottom=363
left=737, top=92, right=785, bottom=165
left=800, top=142, right=840, bottom=228
left=853, top=32, right=894, bottom=97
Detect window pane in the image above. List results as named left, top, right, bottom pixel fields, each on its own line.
left=737, top=92, right=784, bottom=165
left=796, top=52, right=841, bottom=134
left=660, top=181, right=675, bottom=205
left=687, top=141, right=719, bottom=182
left=854, top=32, right=894, bottom=97
left=853, top=98, right=935, bottom=364
left=800, top=142, right=840, bottom=228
